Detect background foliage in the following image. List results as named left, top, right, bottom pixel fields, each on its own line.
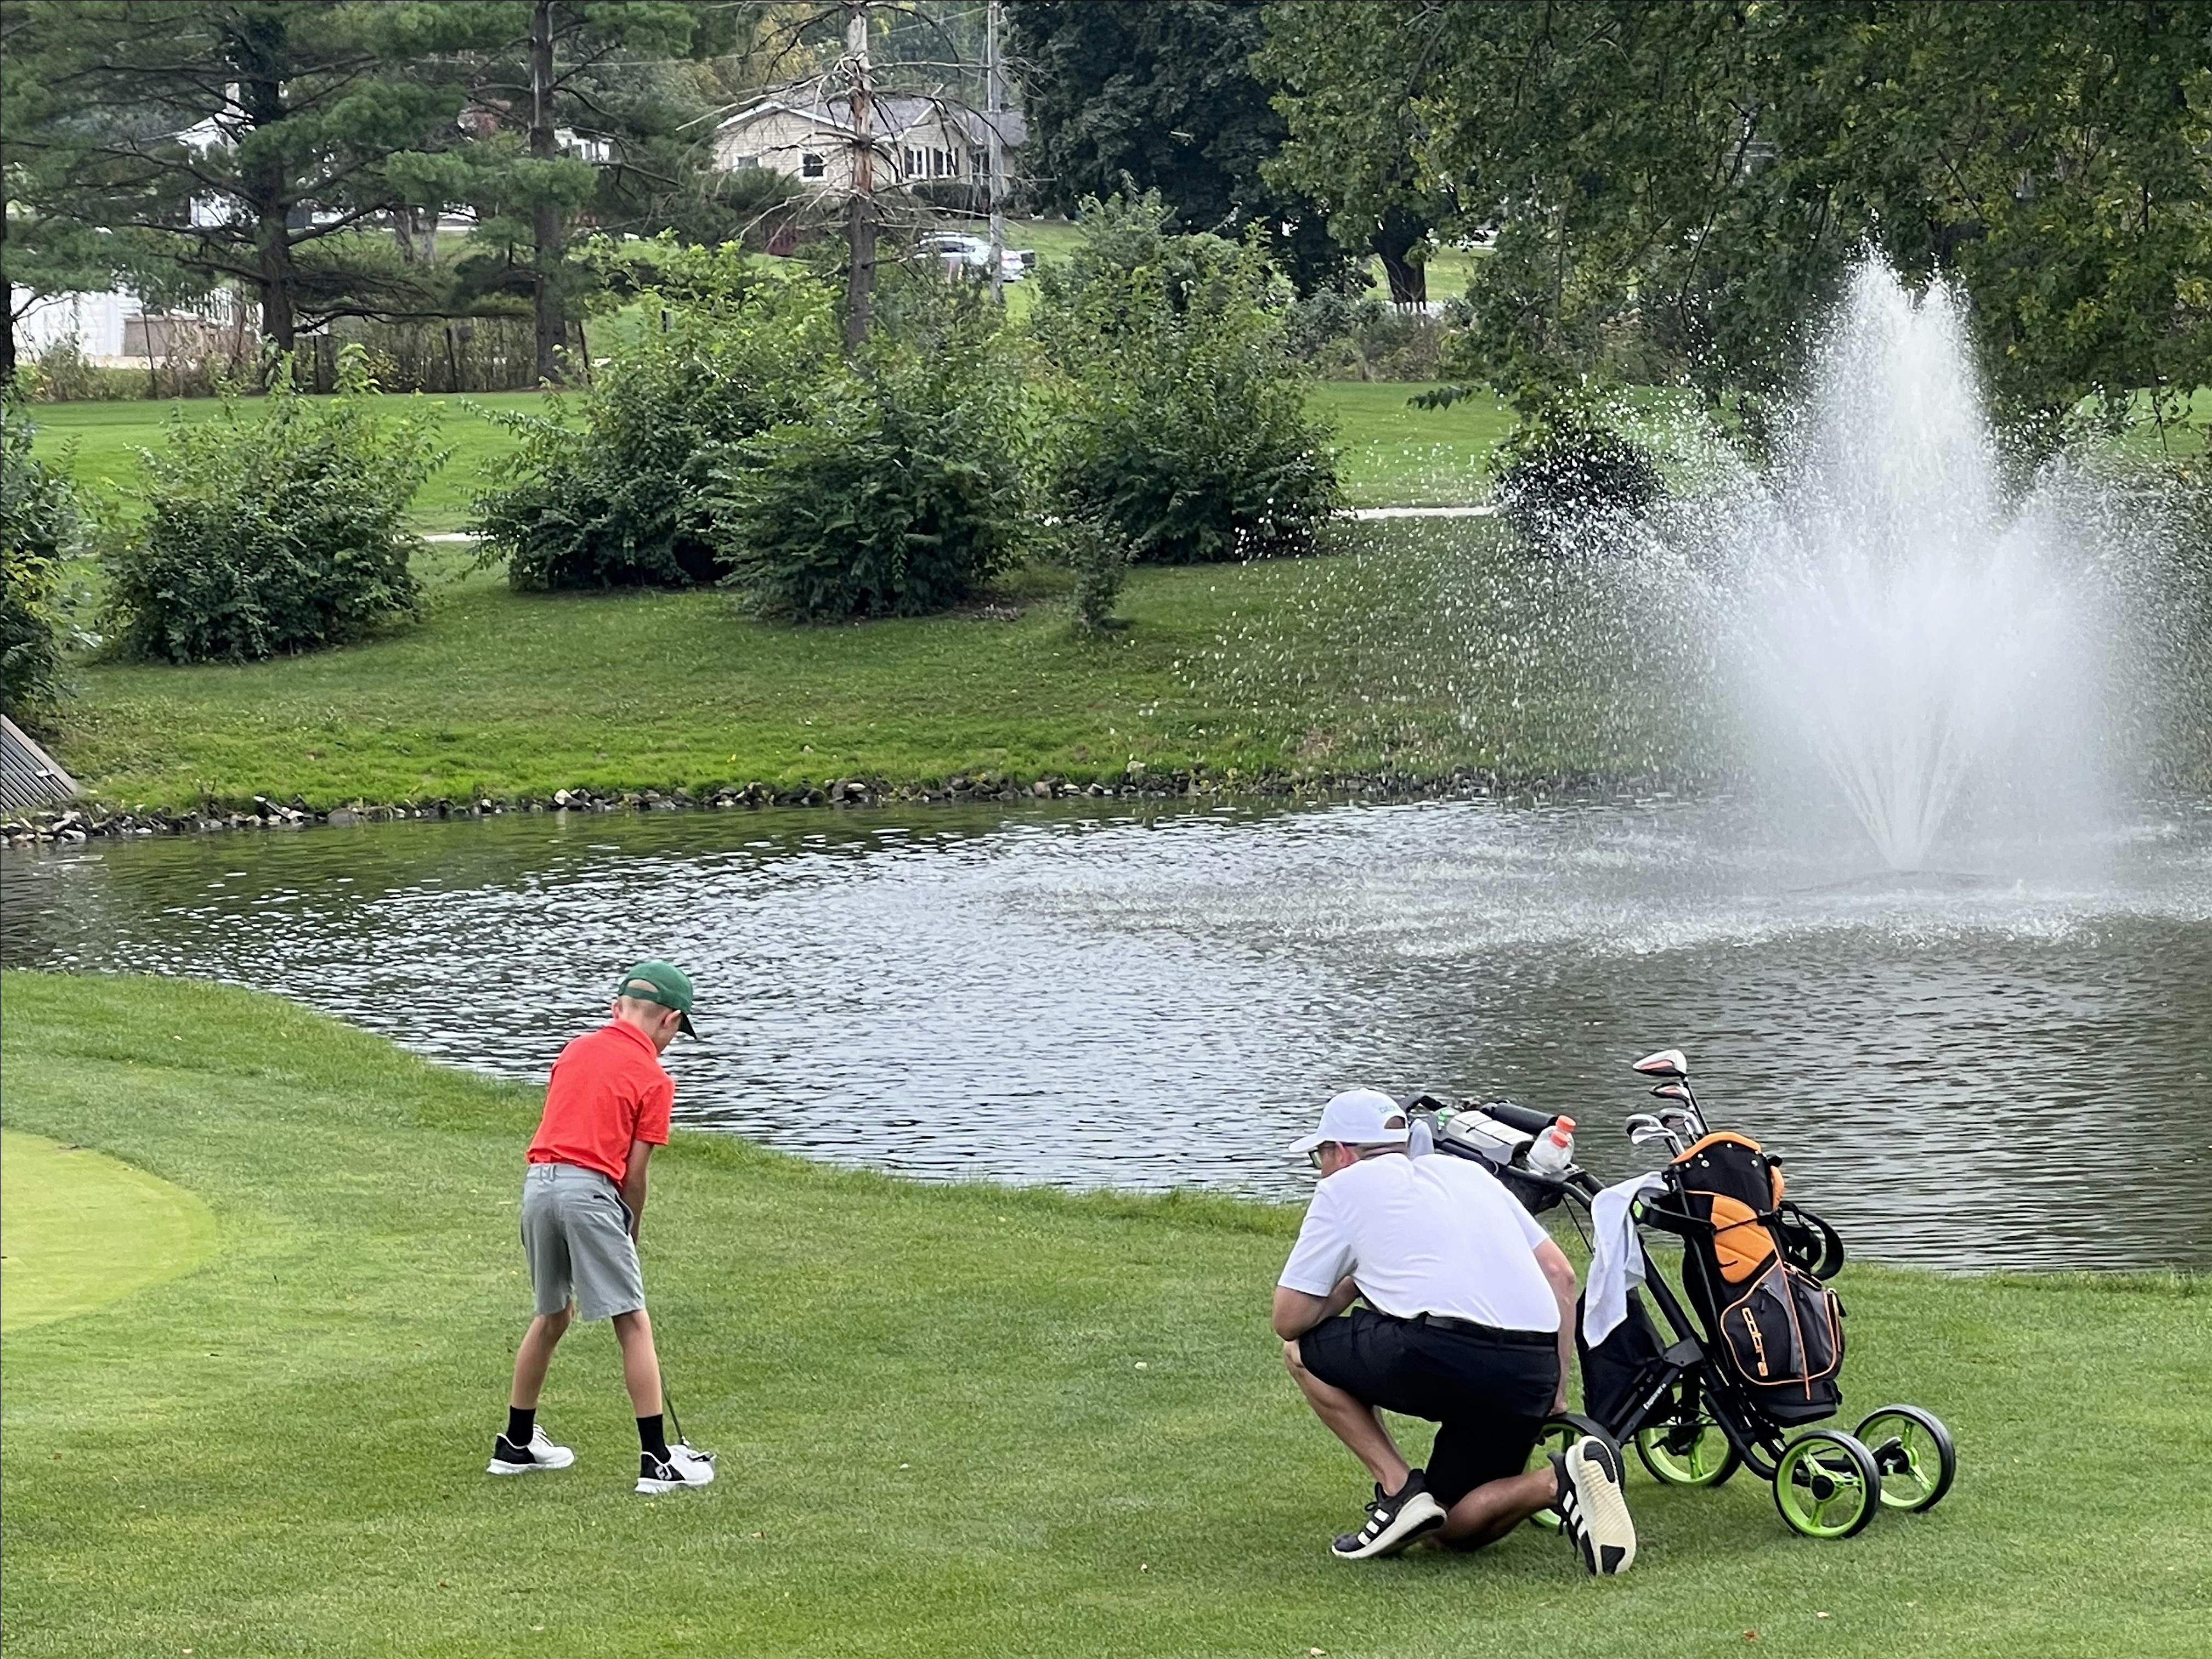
left=1261, top=0, right=2212, bottom=454
left=1007, top=0, right=1353, bottom=296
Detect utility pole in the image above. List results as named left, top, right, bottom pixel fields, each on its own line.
left=843, top=0, right=876, bottom=352
left=529, top=0, right=564, bottom=384
left=985, top=0, right=1006, bottom=305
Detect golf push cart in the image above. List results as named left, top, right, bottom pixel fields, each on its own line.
left=1409, top=1048, right=1958, bottom=1541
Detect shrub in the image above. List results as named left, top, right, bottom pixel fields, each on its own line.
left=473, top=264, right=836, bottom=591
left=1032, top=192, right=1341, bottom=564
left=1056, top=514, right=1133, bottom=630
left=1286, top=292, right=1457, bottom=382
left=102, top=348, right=442, bottom=663
left=1, top=401, right=78, bottom=726
left=24, top=331, right=240, bottom=401
left=712, top=301, right=1030, bottom=621
left=1492, top=408, right=1664, bottom=557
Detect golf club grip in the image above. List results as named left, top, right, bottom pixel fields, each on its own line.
left=1478, top=1100, right=1559, bottom=1136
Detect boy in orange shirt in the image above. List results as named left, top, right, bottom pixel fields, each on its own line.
left=488, top=960, right=715, bottom=1494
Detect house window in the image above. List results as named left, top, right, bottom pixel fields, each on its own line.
left=732, top=154, right=760, bottom=169
left=969, top=148, right=987, bottom=176
left=905, top=148, right=923, bottom=177
left=802, top=152, right=824, bottom=178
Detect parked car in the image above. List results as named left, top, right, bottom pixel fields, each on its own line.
left=914, top=231, right=1032, bottom=282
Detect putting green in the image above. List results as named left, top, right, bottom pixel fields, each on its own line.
left=0, top=1128, right=217, bottom=1332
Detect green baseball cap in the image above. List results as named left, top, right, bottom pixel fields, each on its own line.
left=614, top=959, right=698, bottom=1038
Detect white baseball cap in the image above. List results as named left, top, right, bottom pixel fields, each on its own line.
left=1288, top=1089, right=1411, bottom=1155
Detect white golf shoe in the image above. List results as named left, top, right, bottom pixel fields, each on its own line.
left=635, top=1442, right=716, bottom=1495
left=486, top=1425, right=575, bottom=1475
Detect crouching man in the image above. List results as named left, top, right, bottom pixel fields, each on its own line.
left=1273, top=1090, right=1636, bottom=1570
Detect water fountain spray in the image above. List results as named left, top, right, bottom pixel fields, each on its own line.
left=1710, top=261, right=2104, bottom=870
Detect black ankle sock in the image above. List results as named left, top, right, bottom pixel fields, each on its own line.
left=506, top=1406, right=535, bottom=1447
left=638, top=1413, right=669, bottom=1458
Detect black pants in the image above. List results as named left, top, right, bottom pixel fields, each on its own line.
left=1298, top=1307, right=1559, bottom=1508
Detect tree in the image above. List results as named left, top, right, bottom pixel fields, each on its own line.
left=5, top=1, right=510, bottom=359
left=1270, top=1, right=2212, bottom=450
left=444, top=2, right=737, bottom=386
left=1006, top=0, right=1353, bottom=295
left=1255, top=2, right=1454, bottom=303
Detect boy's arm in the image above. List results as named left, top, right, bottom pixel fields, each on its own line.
left=618, top=1139, right=653, bottom=1238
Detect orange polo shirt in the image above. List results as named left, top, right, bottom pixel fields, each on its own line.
left=527, top=1021, right=674, bottom=1182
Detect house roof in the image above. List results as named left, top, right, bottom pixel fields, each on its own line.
left=715, top=92, right=1023, bottom=149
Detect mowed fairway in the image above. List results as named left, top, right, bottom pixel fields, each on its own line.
left=2, top=971, right=2206, bottom=1658
left=0, top=1128, right=217, bottom=1331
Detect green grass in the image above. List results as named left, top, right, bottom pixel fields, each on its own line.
left=0, top=1127, right=217, bottom=1333
left=21, top=377, right=1506, bottom=536
left=45, top=519, right=1713, bottom=811
left=19, top=391, right=547, bottom=532
left=3, top=971, right=2205, bottom=1658
left=1309, top=382, right=1512, bottom=506
left=1357, top=241, right=1489, bottom=303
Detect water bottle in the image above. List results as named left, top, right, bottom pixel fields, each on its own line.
left=1526, top=1115, right=1577, bottom=1175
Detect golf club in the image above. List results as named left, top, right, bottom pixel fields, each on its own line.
left=660, top=1369, right=711, bottom=1460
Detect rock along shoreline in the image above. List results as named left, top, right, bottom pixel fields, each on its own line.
left=2, top=763, right=1714, bottom=846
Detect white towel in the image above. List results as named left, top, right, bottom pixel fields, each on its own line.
left=1407, top=1117, right=1435, bottom=1158
left=1583, top=1171, right=1670, bottom=1345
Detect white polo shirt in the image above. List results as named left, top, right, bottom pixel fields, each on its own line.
left=1278, top=1152, right=1560, bottom=1333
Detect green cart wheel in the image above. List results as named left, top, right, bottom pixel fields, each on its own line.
left=1523, top=1412, right=1606, bottom=1531
left=1635, top=1384, right=1743, bottom=1488
left=1855, top=1404, right=1957, bottom=1512
left=1772, top=1429, right=1881, bottom=1539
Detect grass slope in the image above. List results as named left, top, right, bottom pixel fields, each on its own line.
left=47, top=521, right=1712, bottom=811
left=2, top=971, right=2205, bottom=1658
left=0, top=1127, right=218, bottom=1332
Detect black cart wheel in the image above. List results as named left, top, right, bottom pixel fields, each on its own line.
left=1523, top=1412, right=1606, bottom=1531
left=1855, top=1404, right=1957, bottom=1513
left=1772, top=1429, right=1882, bottom=1539
left=1634, top=1380, right=1743, bottom=1488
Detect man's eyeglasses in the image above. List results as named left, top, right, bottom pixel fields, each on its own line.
left=1306, top=1144, right=1332, bottom=1170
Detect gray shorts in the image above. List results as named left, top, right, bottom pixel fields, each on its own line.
left=519, top=1162, right=646, bottom=1322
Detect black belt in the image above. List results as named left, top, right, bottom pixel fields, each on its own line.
left=1397, top=1310, right=1556, bottom=1347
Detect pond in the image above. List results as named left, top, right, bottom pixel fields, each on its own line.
left=5, top=796, right=2208, bottom=1272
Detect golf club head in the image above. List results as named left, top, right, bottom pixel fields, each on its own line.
left=1649, top=1081, right=1693, bottom=1103
left=1632, top=1047, right=1690, bottom=1080
left=1623, top=1112, right=1665, bottom=1141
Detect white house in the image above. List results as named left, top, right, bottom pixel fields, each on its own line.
left=711, top=92, right=1024, bottom=194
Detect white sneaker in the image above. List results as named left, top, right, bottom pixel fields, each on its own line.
left=1331, top=1471, right=1447, bottom=1559
left=486, top=1425, right=575, bottom=1475
left=635, top=1442, right=716, bottom=1495
left=1558, top=1435, right=1637, bottom=1575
